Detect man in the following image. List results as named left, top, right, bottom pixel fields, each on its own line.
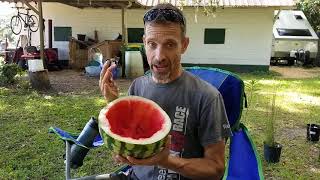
left=100, top=3, right=232, bottom=180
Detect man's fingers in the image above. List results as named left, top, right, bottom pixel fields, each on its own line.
left=166, top=135, right=171, bottom=148
left=116, top=155, right=133, bottom=165
left=126, top=153, right=161, bottom=166
left=116, top=155, right=127, bottom=162
left=101, top=64, right=117, bottom=86
left=113, top=154, right=131, bottom=165
left=103, top=83, right=112, bottom=97
left=100, top=60, right=111, bottom=82
left=127, top=156, right=147, bottom=165
left=112, top=154, right=121, bottom=164
left=100, top=60, right=116, bottom=86
left=101, top=66, right=112, bottom=85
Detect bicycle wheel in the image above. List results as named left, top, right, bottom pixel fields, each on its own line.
left=10, top=16, right=22, bottom=35
left=28, top=15, right=39, bottom=32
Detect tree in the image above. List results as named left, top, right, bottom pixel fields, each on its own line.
left=0, top=17, right=17, bottom=46
left=297, top=0, right=320, bottom=32
left=179, top=0, right=220, bottom=19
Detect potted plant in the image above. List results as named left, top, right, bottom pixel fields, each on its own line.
left=307, top=124, right=320, bottom=142
left=264, top=92, right=282, bottom=163
left=306, top=101, right=320, bottom=142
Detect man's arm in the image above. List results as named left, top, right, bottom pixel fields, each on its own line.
left=117, top=138, right=226, bottom=180
left=160, top=141, right=225, bottom=179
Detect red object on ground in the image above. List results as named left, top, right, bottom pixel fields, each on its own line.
left=44, top=48, right=58, bottom=64
left=21, top=53, right=41, bottom=60
left=21, top=48, right=58, bottom=65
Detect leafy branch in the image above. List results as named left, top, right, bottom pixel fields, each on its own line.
left=179, top=0, right=221, bottom=21
left=242, top=80, right=260, bottom=123
left=297, top=0, right=320, bottom=32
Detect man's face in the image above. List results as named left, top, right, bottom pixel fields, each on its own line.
left=143, top=23, right=189, bottom=83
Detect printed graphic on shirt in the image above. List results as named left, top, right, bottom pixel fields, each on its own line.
left=157, top=106, right=189, bottom=180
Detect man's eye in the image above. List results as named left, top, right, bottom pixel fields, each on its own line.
left=148, top=42, right=156, bottom=48
left=167, top=43, right=175, bottom=48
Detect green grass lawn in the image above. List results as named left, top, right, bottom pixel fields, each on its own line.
left=240, top=72, right=320, bottom=179
left=0, top=69, right=319, bottom=179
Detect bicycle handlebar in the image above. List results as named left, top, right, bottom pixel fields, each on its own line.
left=11, top=7, right=25, bottom=9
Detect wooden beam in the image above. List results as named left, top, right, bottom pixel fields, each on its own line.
left=22, top=0, right=39, bottom=15
left=121, top=7, right=126, bottom=45
left=38, top=0, right=44, bottom=61
left=64, top=1, right=129, bottom=8
left=274, top=10, right=281, bottom=23
left=42, top=0, right=129, bottom=2
left=121, top=7, right=127, bottom=77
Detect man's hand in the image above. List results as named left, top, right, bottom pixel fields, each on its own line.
left=114, top=136, right=171, bottom=166
left=113, top=137, right=225, bottom=179
left=99, top=60, right=119, bottom=102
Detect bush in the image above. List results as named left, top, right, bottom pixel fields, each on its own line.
left=0, top=64, right=21, bottom=85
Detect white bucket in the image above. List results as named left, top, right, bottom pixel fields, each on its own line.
left=125, top=51, right=144, bottom=78
left=28, top=59, right=44, bottom=72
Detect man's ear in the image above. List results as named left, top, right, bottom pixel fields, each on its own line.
left=181, top=37, right=189, bottom=54
left=143, top=35, right=146, bottom=46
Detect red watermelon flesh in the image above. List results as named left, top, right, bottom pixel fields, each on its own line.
left=105, top=99, right=165, bottom=139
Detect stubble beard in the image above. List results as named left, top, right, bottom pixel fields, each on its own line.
left=150, top=58, right=171, bottom=83
left=151, top=64, right=171, bottom=83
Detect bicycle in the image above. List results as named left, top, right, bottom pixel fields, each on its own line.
left=10, top=6, right=39, bottom=35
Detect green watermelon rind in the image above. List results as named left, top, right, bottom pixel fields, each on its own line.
left=100, top=130, right=167, bottom=159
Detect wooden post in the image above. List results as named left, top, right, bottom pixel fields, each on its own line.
left=48, top=19, right=52, bottom=48
left=28, top=70, right=51, bottom=90
left=38, top=0, right=44, bottom=61
left=4, top=34, right=8, bottom=62
left=121, top=7, right=126, bottom=77
left=122, top=8, right=127, bottom=46
left=26, top=0, right=51, bottom=91
left=5, top=34, right=8, bottom=49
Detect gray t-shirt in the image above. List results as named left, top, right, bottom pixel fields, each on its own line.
left=128, top=71, right=232, bottom=180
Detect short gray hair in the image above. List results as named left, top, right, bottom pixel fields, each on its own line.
left=143, top=3, right=186, bottom=36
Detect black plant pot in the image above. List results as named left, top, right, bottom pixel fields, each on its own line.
left=264, top=142, right=282, bottom=163
left=307, top=124, right=320, bottom=142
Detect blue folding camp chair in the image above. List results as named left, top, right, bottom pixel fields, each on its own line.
left=49, top=67, right=264, bottom=180
left=185, top=67, right=264, bottom=180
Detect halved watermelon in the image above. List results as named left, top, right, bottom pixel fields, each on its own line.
left=98, top=96, right=172, bottom=159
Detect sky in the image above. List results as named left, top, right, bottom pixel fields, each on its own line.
left=0, top=2, right=15, bottom=16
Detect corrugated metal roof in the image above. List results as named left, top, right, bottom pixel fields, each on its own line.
left=136, top=0, right=295, bottom=8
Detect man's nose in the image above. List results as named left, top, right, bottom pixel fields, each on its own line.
left=155, top=46, right=166, bottom=62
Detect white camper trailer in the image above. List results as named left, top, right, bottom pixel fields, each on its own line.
left=271, top=10, right=319, bottom=65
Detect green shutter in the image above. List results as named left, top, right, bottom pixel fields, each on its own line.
left=54, top=27, right=72, bottom=41
left=127, top=28, right=144, bottom=43
left=204, top=28, right=225, bottom=44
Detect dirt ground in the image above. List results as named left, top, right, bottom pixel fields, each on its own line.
left=270, top=66, right=320, bottom=79
left=48, top=69, right=132, bottom=94
left=48, top=66, right=320, bottom=94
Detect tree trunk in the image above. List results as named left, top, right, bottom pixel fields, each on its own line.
left=28, top=70, right=51, bottom=90
left=317, top=38, right=320, bottom=66
left=316, top=32, right=320, bottom=67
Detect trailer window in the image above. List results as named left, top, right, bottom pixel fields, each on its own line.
left=277, top=28, right=312, bottom=36
left=294, top=15, right=303, bottom=20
